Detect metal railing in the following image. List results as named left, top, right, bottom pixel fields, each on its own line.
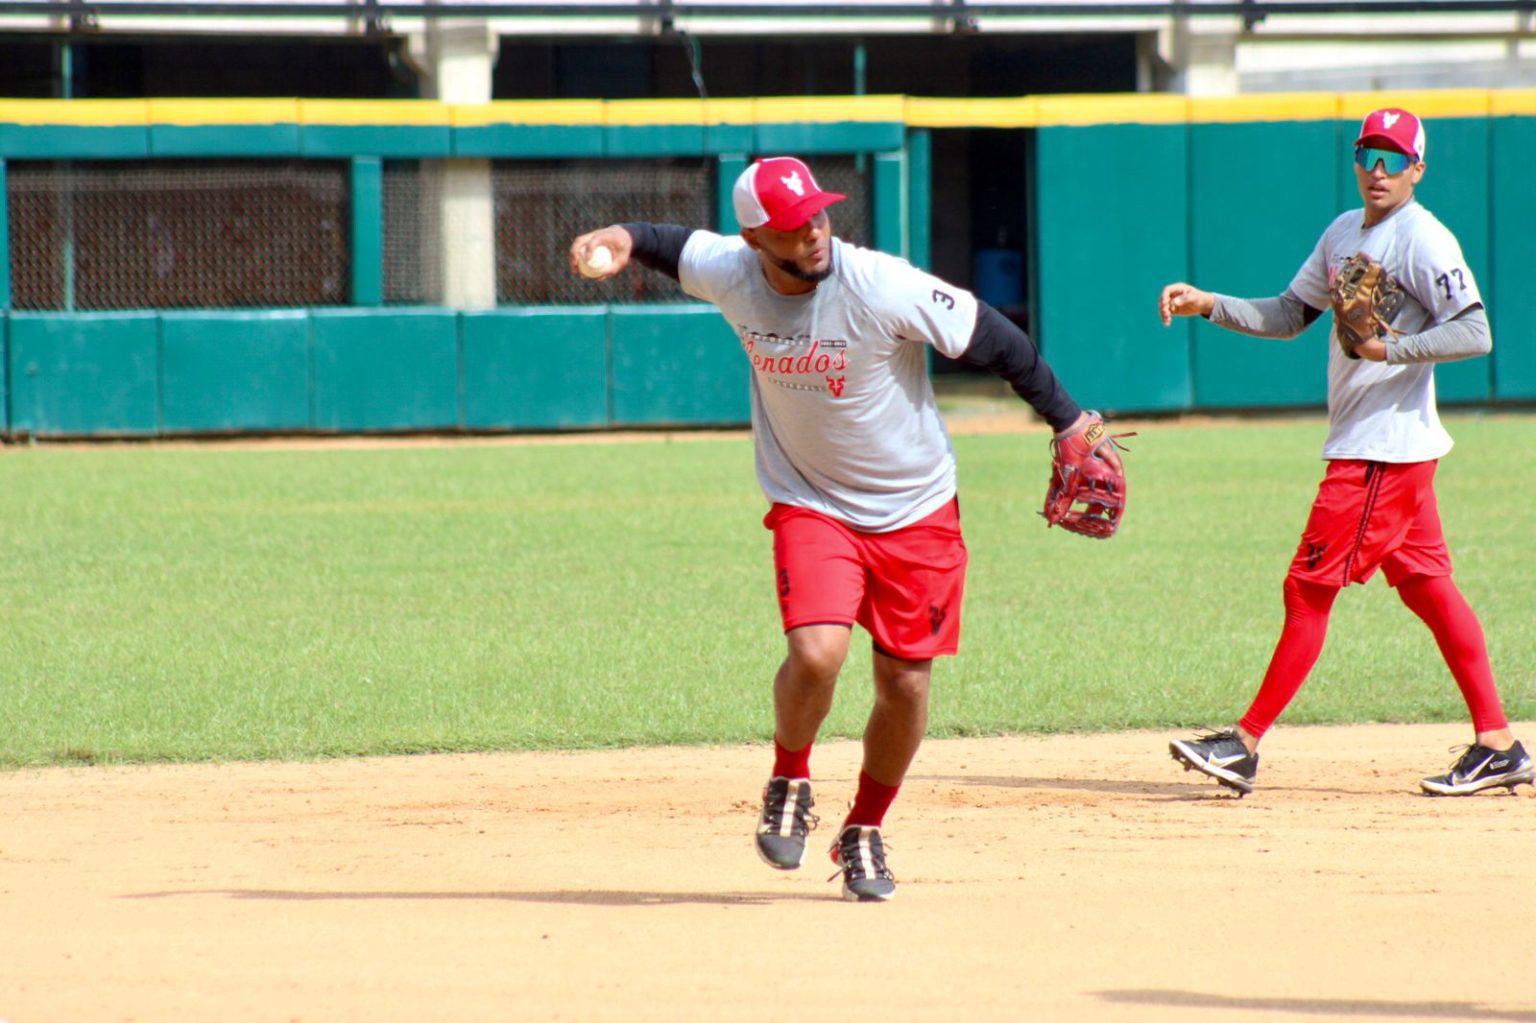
left=0, top=1, right=1533, bottom=20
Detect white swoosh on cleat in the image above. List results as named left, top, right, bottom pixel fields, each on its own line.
left=1459, top=754, right=1496, bottom=782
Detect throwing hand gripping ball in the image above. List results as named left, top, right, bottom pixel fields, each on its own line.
left=579, top=244, right=614, bottom=279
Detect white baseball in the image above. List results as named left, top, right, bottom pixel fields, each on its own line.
left=579, top=244, right=613, bottom=278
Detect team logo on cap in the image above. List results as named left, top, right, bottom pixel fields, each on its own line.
left=731, top=156, right=846, bottom=230
left=1356, top=108, right=1424, bottom=161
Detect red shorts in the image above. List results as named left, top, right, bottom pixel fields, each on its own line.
left=1288, top=459, right=1452, bottom=588
left=764, top=498, right=968, bottom=661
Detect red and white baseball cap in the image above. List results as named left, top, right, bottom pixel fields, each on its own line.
left=732, top=157, right=845, bottom=231
left=1355, top=107, right=1426, bottom=161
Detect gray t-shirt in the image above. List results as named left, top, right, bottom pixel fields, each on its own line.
left=1287, top=201, right=1481, bottom=463
left=679, top=232, right=978, bottom=532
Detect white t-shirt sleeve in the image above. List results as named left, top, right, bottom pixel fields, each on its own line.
left=677, top=230, right=748, bottom=305
left=1286, top=230, right=1332, bottom=311
left=847, top=248, right=979, bottom=359
left=1400, top=222, right=1483, bottom=326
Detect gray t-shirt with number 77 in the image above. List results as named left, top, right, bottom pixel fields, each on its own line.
left=1286, top=200, right=1480, bottom=463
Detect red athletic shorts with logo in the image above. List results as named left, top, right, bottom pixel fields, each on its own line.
left=1288, top=459, right=1452, bottom=588
left=764, top=498, right=968, bottom=660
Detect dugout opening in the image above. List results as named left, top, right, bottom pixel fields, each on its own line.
left=924, top=127, right=1033, bottom=378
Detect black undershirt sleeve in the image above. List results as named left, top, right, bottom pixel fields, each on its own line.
left=620, top=222, right=694, bottom=281
left=958, top=302, right=1082, bottom=433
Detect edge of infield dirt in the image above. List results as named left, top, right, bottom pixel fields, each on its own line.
left=3, top=722, right=1534, bottom=1023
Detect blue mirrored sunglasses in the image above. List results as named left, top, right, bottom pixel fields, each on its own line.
left=1354, top=146, right=1414, bottom=175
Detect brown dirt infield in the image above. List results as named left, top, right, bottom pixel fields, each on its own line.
left=4, top=723, right=1533, bottom=1023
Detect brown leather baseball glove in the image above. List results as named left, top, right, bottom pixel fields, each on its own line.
left=1043, top=413, right=1132, bottom=540
left=1330, top=253, right=1405, bottom=359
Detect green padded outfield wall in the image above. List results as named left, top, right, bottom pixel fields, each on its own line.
left=608, top=306, right=748, bottom=426
left=0, top=98, right=920, bottom=436
left=906, top=130, right=932, bottom=271
left=1188, top=119, right=1340, bottom=408
left=311, top=308, right=459, bottom=432
left=0, top=94, right=1530, bottom=438
left=8, top=312, right=158, bottom=436
left=1491, top=115, right=1536, bottom=400
left=1035, top=123, right=1194, bottom=413
left=1193, top=112, right=1503, bottom=410
left=459, top=308, right=608, bottom=430
left=160, top=310, right=310, bottom=433
left=1036, top=105, right=1519, bottom=413
left=873, top=151, right=907, bottom=259
left=3, top=307, right=728, bottom=437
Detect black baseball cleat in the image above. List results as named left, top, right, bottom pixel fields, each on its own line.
left=755, top=777, right=818, bottom=869
left=1169, top=729, right=1259, bottom=796
left=1420, top=741, right=1535, bottom=796
left=828, top=825, right=896, bottom=902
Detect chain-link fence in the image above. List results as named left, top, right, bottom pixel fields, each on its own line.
left=809, top=156, right=873, bottom=250
left=7, top=160, right=349, bottom=310
left=381, top=159, right=438, bottom=305
left=491, top=158, right=712, bottom=305
left=482, top=155, right=869, bottom=305
left=7, top=155, right=875, bottom=311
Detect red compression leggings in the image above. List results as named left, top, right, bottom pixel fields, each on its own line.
left=1239, top=574, right=1508, bottom=739
left=1396, top=574, right=1508, bottom=735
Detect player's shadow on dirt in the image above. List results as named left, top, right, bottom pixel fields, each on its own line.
left=917, top=774, right=1230, bottom=800
left=1096, top=989, right=1536, bottom=1020
left=127, top=889, right=828, bottom=906
left=922, top=774, right=1373, bottom=799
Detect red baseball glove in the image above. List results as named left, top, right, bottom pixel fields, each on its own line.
left=1043, top=413, right=1132, bottom=540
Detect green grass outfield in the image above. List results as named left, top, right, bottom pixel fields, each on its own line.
left=2, top=413, right=1532, bottom=767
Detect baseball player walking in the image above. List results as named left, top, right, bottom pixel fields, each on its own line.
left=571, top=156, right=1125, bottom=900
left=1159, top=108, right=1531, bottom=797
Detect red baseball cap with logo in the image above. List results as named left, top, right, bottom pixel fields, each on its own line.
left=1355, top=107, right=1426, bottom=161
left=732, top=157, right=846, bottom=231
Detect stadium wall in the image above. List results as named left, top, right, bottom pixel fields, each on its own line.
left=1032, top=90, right=1536, bottom=415
left=0, top=91, right=1532, bottom=437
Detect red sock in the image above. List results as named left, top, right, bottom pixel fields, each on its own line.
left=1396, top=574, right=1508, bottom=734
left=773, top=738, right=812, bottom=780
left=1239, top=577, right=1339, bottom=739
left=844, top=770, right=900, bottom=829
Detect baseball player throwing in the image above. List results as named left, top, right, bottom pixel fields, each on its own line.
left=1160, top=107, right=1531, bottom=797
left=570, top=156, right=1125, bottom=900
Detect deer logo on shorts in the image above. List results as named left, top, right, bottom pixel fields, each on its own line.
left=777, top=568, right=791, bottom=597
left=929, top=603, right=947, bottom=636
left=826, top=376, right=845, bottom=397
left=1305, top=543, right=1327, bottom=570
